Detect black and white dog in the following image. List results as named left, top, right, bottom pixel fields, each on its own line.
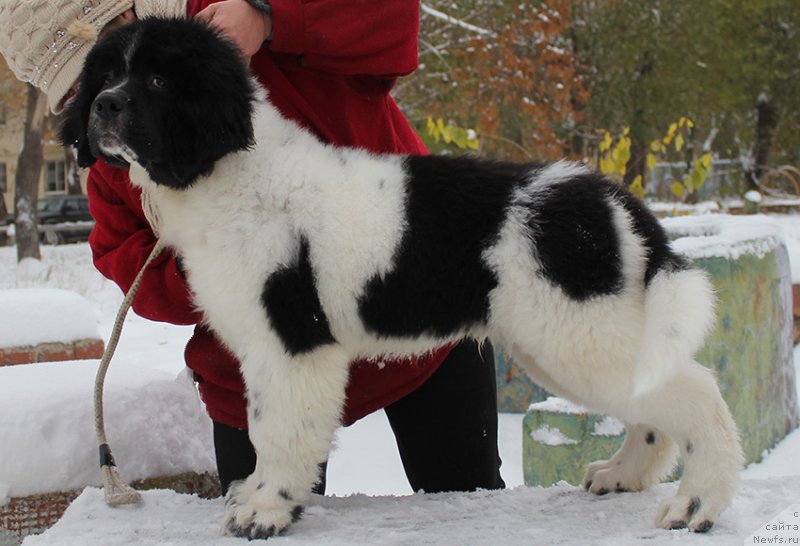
left=61, top=18, right=742, bottom=539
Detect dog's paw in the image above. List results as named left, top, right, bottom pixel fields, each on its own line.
left=656, top=494, right=718, bottom=533
left=583, top=460, right=641, bottom=495
left=221, top=479, right=305, bottom=539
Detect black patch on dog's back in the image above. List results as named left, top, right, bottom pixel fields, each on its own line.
left=358, top=155, right=533, bottom=338
left=531, top=174, right=624, bottom=300
left=262, top=238, right=336, bottom=355
left=611, top=187, right=690, bottom=283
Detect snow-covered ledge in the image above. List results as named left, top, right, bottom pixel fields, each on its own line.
left=0, top=289, right=105, bottom=366
left=662, top=213, right=787, bottom=261
left=522, top=214, right=799, bottom=487
left=0, top=360, right=216, bottom=542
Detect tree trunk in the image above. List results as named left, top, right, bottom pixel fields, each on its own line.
left=624, top=55, right=654, bottom=190
left=745, top=93, right=778, bottom=191
left=14, top=84, right=47, bottom=262
left=0, top=174, right=8, bottom=247
left=64, top=146, right=82, bottom=195
left=623, top=138, right=647, bottom=188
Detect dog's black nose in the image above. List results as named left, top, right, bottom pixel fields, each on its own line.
left=93, top=89, right=127, bottom=120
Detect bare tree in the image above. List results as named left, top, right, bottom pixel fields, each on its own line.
left=14, top=84, right=47, bottom=262
left=0, top=158, right=8, bottom=247
left=64, top=145, right=81, bottom=195
left=744, top=93, right=778, bottom=191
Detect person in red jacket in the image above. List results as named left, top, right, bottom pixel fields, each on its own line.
left=0, top=0, right=505, bottom=495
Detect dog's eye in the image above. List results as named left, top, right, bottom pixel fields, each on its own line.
left=148, top=75, right=167, bottom=90
left=102, top=72, right=114, bottom=84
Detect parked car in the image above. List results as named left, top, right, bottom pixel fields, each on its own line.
left=37, top=194, right=94, bottom=244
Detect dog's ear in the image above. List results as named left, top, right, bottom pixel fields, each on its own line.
left=153, top=21, right=257, bottom=187
left=147, top=81, right=255, bottom=188
left=59, top=88, right=97, bottom=168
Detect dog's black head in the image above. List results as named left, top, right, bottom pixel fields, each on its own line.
left=60, top=17, right=256, bottom=189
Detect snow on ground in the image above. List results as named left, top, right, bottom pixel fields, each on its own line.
left=1, top=212, right=800, bottom=544
left=21, top=478, right=800, bottom=546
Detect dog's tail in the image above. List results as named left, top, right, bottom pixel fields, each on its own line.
left=632, top=267, right=716, bottom=397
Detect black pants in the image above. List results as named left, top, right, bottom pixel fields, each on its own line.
left=213, top=338, right=505, bottom=495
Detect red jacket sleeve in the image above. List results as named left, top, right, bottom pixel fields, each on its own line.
left=187, top=0, right=420, bottom=77
left=87, top=159, right=201, bottom=325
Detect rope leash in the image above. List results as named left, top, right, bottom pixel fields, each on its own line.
left=94, top=239, right=166, bottom=506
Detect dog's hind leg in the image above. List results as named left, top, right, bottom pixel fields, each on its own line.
left=635, top=360, right=742, bottom=533
left=221, top=343, right=351, bottom=539
left=505, top=345, right=675, bottom=493
left=583, top=424, right=678, bottom=495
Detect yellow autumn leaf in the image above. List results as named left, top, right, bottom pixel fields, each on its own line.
left=675, top=133, right=685, bottom=151
left=647, top=154, right=658, bottom=170
left=629, top=175, right=644, bottom=198
left=668, top=122, right=678, bottom=137
left=671, top=181, right=685, bottom=199
left=614, top=138, right=631, bottom=173
left=600, top=131, right=612, bottom=153
left=684, top=172, right=694, bottom=192
left=441, top=125, right=453, bottom=144
left=701, top=152, right=712, bottom=171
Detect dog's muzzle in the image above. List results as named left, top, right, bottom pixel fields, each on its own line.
left=88, top=88, right=135, bottom=168
left=92, top=88, right=129, bottom=122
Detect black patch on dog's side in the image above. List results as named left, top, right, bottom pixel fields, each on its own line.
left=358, top=155, right=534, bottom=338
left=531, top=174, right=624, bottom=300
left=646, top=431, right=656, bottom=445
left=262, top=238, right=336, bottom=355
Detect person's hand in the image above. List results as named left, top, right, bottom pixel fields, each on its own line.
left=195, top=0, right=272, bottom=59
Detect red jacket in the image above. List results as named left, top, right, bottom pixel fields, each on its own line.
left=87, top=0, right=452, bottom=429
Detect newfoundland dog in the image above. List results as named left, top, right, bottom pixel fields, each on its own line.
left=61, top=17, right=742, bottom=539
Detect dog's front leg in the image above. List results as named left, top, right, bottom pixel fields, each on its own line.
left=221, top=343, right=351, bottom=539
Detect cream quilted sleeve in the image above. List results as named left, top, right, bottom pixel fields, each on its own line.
left=134, top=0, right=186, bottom=18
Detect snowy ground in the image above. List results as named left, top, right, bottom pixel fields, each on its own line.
left=20, top=479, right=800, bottom=545
left=1, top=212, right=800, bottom=544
